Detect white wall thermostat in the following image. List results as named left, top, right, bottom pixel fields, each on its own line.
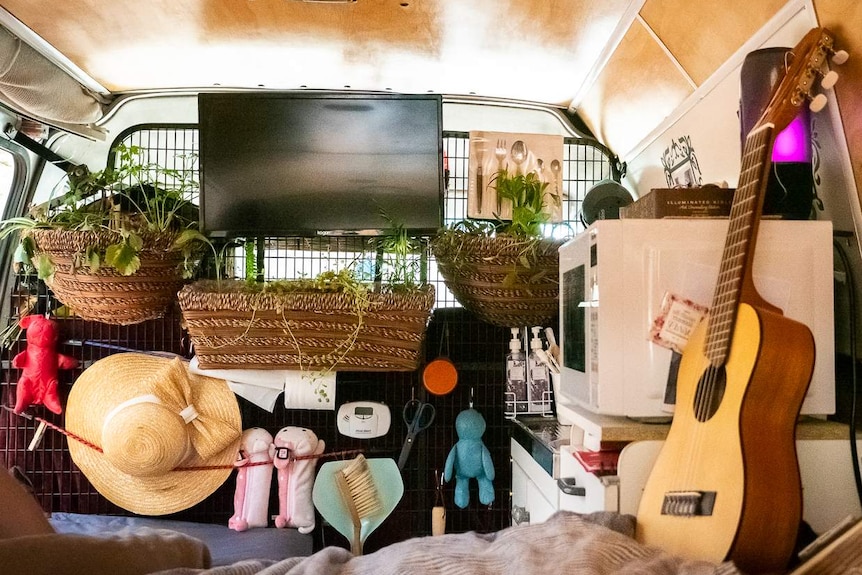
left=336, top=401, right=391, bottom=439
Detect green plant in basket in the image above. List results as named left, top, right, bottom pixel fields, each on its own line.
left=492, top=170, right=555, bottom=239
left=432, top=169, right=565, bottom=288
left=376, top=207, right=423, bottom=291
left=430, top=167, right=568, bottom=327
left=252, top=268, right=372, bottom=403
left=0, top=143, right=202, bottom=281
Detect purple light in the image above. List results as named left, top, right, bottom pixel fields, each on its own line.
left=772, top=113, right=810, bottom=163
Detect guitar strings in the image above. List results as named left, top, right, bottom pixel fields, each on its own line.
left=678, top=127, right=771, bottom=494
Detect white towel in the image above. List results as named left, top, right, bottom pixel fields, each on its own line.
left=189, top=357, right=336, bottom=412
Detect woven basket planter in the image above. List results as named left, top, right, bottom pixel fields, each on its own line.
left=431, top=234, right=563, bottom=328
left=27, top=228, right=186, bottom=325
left=178, top=280, right=435, bottom=371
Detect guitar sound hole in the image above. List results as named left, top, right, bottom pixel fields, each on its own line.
left=693, top=365, right=727, bottom=422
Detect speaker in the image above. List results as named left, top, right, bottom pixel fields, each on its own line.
left=740, top=47, right=814, bottom=219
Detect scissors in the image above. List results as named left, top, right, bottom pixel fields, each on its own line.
left=397, top=398, right=435, bottom=470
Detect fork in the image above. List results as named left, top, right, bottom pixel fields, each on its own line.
left=494, top=139, right=507, bottom=212
left=495, top=139, right=507, bottom=172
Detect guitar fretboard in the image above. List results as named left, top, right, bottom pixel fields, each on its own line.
left=704, top=124, right=775, bottom=366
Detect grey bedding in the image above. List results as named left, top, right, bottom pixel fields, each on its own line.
left=49, top=512, right=313, bottom=567
left=153, top=511, right=742, bottom=575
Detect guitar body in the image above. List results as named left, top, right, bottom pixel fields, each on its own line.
left=636, top=302, right=815, bottom=573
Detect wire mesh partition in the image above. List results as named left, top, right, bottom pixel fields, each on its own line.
left=0, top=125, right=612, bottom=551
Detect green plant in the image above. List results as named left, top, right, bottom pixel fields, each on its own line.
left=0, top=143, right=201, bottom=280
left=431, top=170, right=566, bottom=288
left=376, top=207, right=422, bottom=291
left=491, top=170, right=558, bottom=239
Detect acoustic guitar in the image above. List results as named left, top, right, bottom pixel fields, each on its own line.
left=635, top=27, right=844, bottom=574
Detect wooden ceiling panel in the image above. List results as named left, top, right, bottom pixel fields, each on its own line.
left=0, top=0, right=631, bottom=106
left=639, top=0, right=786, bottom=86
left=576, top=18, right=694, bottom=158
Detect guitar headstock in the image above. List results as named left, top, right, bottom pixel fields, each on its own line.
left=754, top=27, right=847, bottom=135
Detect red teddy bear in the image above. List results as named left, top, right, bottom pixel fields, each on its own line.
left=12, top=315, right=78, bottom=414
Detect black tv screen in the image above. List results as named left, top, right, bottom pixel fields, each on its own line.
left=198, top=92, right=443, bottom=237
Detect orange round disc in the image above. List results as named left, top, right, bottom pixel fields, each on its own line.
left=423, top=357, right=458, bottom=395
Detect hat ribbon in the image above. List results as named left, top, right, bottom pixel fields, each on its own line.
left=154, top=357, right=239, bottom=460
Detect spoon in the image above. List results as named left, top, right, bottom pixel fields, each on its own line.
left=510, top=141, right=527, bottom=175
left=550, top=159, right=561, bottom=195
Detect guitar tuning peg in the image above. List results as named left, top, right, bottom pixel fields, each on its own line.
left=831, top=49, right=849, bottom=65
left=809, top=93, right=828, bottom=113
left=821, top=69, right=839, bottom=90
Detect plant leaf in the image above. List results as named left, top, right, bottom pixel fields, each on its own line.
left=33, top=253, right=55, bottom=283
left=127, top=232, right=144, bottom=252
left=502, top=270, right=518, bottom=287
left=85, top=246, right=101, bottom=271
left=105, top=242, right=141, bottom=275
left=173, top=229, right=209, bottom=249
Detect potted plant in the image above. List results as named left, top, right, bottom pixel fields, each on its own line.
left=431, top=170, right=567, bottom=328
left=174, top=214, right=435, bottom=379
left=0, top=144, right=203, bottom=325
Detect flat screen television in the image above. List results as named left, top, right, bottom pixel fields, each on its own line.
left=198, top=92, right=444, bottom=237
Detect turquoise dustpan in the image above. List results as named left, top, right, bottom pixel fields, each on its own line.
left=312, top=457, right=404, bottom=554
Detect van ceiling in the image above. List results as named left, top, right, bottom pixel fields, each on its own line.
left=0, top=0, right=854, bottom=160
left=0, top=0, right=632, bottom=103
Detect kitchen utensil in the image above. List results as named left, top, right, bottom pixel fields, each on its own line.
left=534, top=348, right=560, bottom=374
left=423, top=357, right=457, bottom=395
left=432, top=469, right=446, bottom=536
left=476, top=162, right=484, bottom=214
left=397, top=398, right=436, bottom=469
left=550, top=159, right=562, bottom=196
left=494, top=139, right=507, bottom=212
left=495, top=139, right=507, bottom=171
left=536, top=158, right=544, bottom=179
left=313, top=456, right=403, bottom=555
left=544, top=327, right=560, bottom=363
left=423, top=321, right=458, bottom=396
left=510, top=140, right=527, bottom=175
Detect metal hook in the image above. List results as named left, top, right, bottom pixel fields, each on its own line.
left=469, top=387, right=474, bottom=409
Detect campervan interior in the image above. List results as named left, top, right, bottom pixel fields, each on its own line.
left=0, top=1, right=861, bottom=573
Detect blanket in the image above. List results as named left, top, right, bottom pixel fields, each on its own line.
left=154, top=511, right=741, bottom=575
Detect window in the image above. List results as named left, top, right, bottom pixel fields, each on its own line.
left=113, top=127, right=613, bottom=308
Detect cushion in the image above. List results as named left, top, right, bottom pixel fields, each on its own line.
left=0, top=466, right=53, bottom=539
left=0, top=528, right=210, bottom=575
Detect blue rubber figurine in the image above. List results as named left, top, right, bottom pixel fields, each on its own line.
left=443, top=408, right=495, bottom=508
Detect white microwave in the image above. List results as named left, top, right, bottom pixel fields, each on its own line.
left=556, top=219, right=835, bottom=420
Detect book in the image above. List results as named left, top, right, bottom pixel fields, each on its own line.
left=620, top=185, right=735, bottom=219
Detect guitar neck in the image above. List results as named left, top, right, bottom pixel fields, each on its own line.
left=704, top=124, right=775, bottom=365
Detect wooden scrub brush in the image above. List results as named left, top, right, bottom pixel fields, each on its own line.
left=334, top=454, right=383, bottom=555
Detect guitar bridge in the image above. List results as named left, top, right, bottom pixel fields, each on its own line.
left=660, top=491, right=716, bottom=516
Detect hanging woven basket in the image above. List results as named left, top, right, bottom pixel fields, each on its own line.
left=178, top=280, right=435, bottom=371
left=431, top=233, right=563, bottom=328
left=27, top=228, right=186, bottom=325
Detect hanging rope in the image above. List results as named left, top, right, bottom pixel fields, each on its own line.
left=3, top=406, right=363, bottom=472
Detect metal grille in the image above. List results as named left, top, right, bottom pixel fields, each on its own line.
left=115, top=125, right=200, bottom=206
left=112, top=128, right=611, bottom=308
left=0, top=123, right=611, bottom=548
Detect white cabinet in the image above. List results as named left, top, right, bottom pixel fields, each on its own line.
left=510, top=440, right=559, bottom=525
left=511, top=417, right=862, bottom=535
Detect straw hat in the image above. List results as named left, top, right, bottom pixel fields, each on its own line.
left=65, top=353, right=242, bottom=515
